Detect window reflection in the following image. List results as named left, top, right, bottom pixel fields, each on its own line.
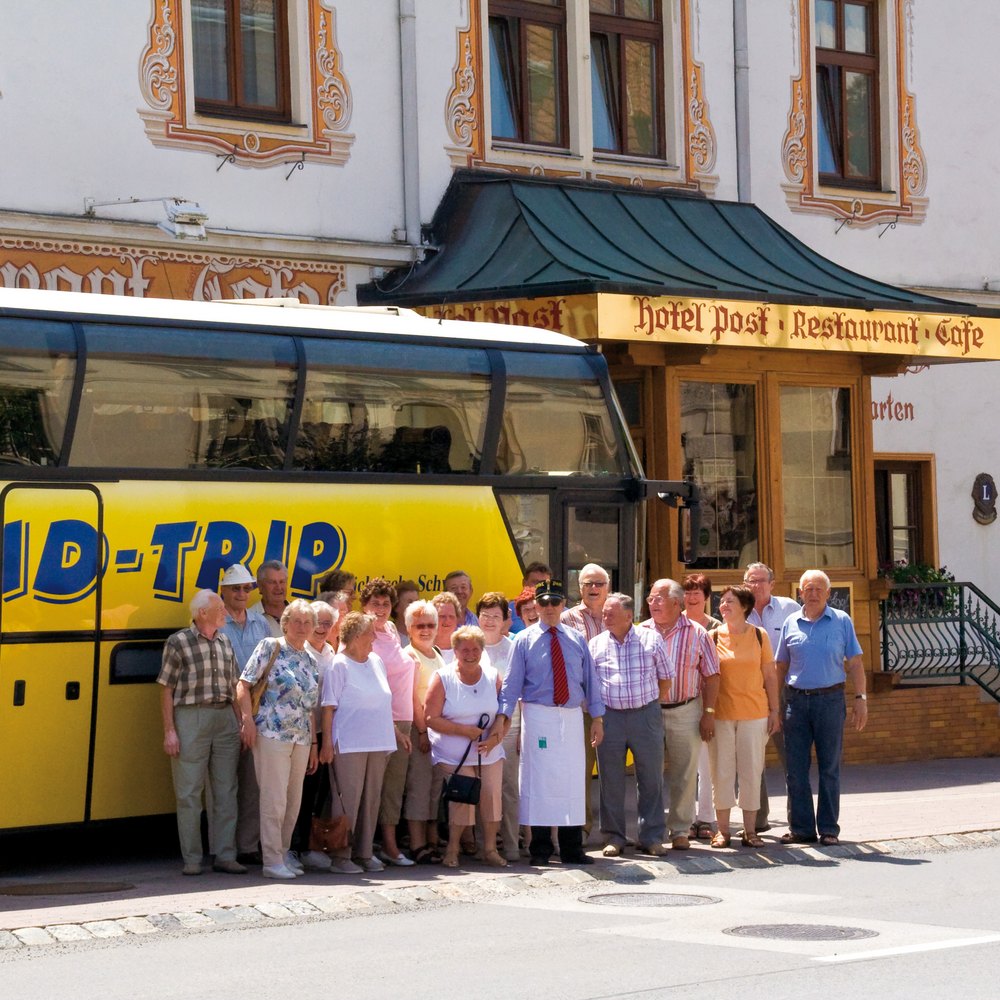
left=0, top=353, right=74, bottom=467
left=781, top=385, right=854, bottom=568
left=681, top=382, right=758, bottom=570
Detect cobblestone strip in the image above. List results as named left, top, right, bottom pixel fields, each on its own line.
left=3, top=831, right=997, bottom=949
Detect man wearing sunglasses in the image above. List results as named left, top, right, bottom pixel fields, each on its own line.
left=219, top=563, right=272, bottom=865
left=491, top=580, right=605, bottom=866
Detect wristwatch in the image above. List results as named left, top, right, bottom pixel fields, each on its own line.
left=704, top=707, right=716, bottom=715
left=855, top=694, right=867, bottom=701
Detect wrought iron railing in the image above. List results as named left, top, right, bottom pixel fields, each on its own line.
left=880, top=581, right=1000, bottom=702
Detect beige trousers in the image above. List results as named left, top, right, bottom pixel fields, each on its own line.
left=252, top=735, right=310, bottom=868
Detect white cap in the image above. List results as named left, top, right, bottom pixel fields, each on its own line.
left=220, top=564, right=256, bottom=587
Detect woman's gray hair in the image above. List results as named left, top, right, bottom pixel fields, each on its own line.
left=405, top=599, right=438, bottom=629
left=451, top=625, right=486, bottom=650
left=189, top=589, right=219, bottom=617
left=339, top=611, right=375, bottom=647
left=280, top=598, right=317, bottom=630
left=310, top=600, right=339, bottom=626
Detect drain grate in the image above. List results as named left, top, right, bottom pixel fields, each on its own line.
left=0, top=881, right=134, bottom=897
left=724, top=923, right=878, bottom=942
left=582, top=892, right=720, bottom=908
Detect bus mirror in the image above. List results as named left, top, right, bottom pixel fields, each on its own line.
left=653, top=480, right=702, bottom=566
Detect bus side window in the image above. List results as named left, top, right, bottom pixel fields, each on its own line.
left=109, top=643, right=164, bottom=684
left=0, top=319, right=76, bottom=467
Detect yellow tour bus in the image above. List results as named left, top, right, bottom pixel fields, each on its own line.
left=0, top=287, right=696, bottom=831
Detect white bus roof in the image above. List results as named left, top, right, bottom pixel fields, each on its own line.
left=0, top=287, right=584, bottom=350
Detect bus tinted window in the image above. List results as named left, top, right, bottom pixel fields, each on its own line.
left=295, top=369, right=489, bottom=474
left=496, top=378, right=624, bottom=476
left=71, top=357, right=296, bottom=469
left=0, top=320, right=76, bottom=467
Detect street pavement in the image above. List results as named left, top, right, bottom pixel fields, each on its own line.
left=1, top=755, right=998, bottom=948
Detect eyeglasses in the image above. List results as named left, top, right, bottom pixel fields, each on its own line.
left=581, top=581, right=607, bottom=589
left=413, top=622, right=437, bottom=630
left=537, top=596, right=564, bottom=607
left=227, top=584, right=255, bottom=592
left=315, top=621, right=334, bottom=630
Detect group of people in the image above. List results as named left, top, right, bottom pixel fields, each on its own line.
left=157, top=556, right=868, bottom=877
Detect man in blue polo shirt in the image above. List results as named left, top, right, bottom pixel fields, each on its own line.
left=775, top=569, right=867, bottom=847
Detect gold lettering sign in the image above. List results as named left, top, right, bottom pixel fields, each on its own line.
left=421, top=293, right=1000, bottom=361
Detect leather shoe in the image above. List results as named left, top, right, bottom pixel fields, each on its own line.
left=182, top=863, right=203, bottom=876
left=671, top=835, right=690, bottom=851
left=602, top=843, right=622, bottom=857
left=236, top=851, right=262, bottom=866
left=779, top=832, right=818, bottom=845
left=212, top=859, right=248, bottom=874
left=639, top=842, right=669, bottom=856
left=562, top=854, right=595, bottom=865
left=529, top=856, right=551, bottom=866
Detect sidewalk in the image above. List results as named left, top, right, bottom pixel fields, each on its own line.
left=1, top=756, right=998, bottom=942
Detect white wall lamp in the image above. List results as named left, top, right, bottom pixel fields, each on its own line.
left=83, top=196, right=208, bottom=240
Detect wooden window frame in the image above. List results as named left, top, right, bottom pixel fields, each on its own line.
left=590, top=0, right=664, bottom=159
left=815, top=0, right=880, bottom=188
left=193, top=0, right=292, bottom=124
left=488, top=0, right=569, bottom=149
left=873, top=455, right=938, bottom=569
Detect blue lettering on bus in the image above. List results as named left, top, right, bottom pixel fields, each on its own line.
left=2, top=520, right=29, bottom=601
left=194, top=521, right=255, bottom=592
left=33, top=519, right=102, bottom=604
left=289, top=522, right=345, bottom=597
left=150, top=522, right=202, bottom=602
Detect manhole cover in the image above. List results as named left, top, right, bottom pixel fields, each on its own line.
left=724, top=923, right=878, bottom=941
left=0, top=881, right=134, bottom=896
left=582, top=892, right=720, bottom=908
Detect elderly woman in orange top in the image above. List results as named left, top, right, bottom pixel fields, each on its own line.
left=431, top=591, right=462, bottom=664
left=707, top=585, right=781, bottom=849
left=360, top=577, right=417, bottom=867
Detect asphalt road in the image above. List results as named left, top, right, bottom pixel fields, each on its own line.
left=3, top=842, right=998, bottom=1000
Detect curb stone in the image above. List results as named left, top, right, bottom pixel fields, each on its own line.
left=4, top=831, right=999, bottom=950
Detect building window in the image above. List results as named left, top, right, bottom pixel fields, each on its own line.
left=191, top=0, right=291, bottom=122
left=590, top=0, right=663, bottom=157
left=814, top=0, right=878, bottom=186
left=680, top=381, right=759, bottom=571
left=781, top=385, right=854, bottom=568
left=488, top=0, right=568, bottom=147
left=874, top=458, right=935, bottom=569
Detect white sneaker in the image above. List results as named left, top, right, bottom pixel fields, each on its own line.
left=378, top=850, right=416, bottom=868
left=359, top=856, right=385, bottom=872
left=283, top=851, right=305, bottom=875
left=261, top=864, right=297, bottom=879
left=329, top=857, right=364, bottom=875
left=300, top=850, right=333, bottom=872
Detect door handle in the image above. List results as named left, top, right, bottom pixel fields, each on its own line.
left=66, top=681, right=80, bottom=701
left=13, top=679, right=25, bottom=706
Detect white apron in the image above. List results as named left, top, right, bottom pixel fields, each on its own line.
left=519, top=702, right=585, bottom=826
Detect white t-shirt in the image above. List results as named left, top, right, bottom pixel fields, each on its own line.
left=321, top=652, right=396, bottom=754
left=485, top=635, right=520, bottom=730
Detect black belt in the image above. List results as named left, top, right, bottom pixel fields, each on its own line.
left=787, top=683, right=845, bottom=696
left=661, top=696, right=698, bottom=710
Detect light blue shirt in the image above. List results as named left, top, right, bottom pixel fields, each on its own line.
left=775, top=605, right=863, bottom=690
left=221, top=607, right=272, bottom=670
left=748, top=594, right=801, bottom=651
left=499, top=621, right=604, bottom=718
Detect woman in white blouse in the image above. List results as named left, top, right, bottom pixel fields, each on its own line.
left=319, top=612, right=410, bottom=874
left=425, top=626, right=507, bottom=869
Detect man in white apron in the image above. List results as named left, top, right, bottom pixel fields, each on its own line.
left=490, top=580, right=605, bottom=865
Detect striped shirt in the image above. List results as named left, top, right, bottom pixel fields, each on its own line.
left=589, top=626, right=675, bottom=710
left=639, top=615, right=719, bottom=703
left=561, top=603, right=605, bottom=642
left=157, top=624, right=239, bottom=706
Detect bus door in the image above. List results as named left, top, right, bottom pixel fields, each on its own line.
left=496, top=490, right=637, bottom=603
left=0, top=484, right=103, bottom=828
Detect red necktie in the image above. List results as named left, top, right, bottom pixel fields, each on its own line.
left=549, top=626, right=569, bottom=706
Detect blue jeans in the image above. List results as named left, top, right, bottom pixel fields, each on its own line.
left=783, top=688, right=845, bottom=838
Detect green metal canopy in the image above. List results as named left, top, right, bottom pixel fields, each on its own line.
left=358, top=170, right=954, bottom=311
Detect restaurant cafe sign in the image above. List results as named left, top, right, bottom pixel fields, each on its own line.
left=420, top=293, right=1000, bottom=361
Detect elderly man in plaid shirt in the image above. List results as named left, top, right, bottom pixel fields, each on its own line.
left=591, top=592, right=674, bottom=857
left=158, top=589, right=250, bottom=876
left=640, top=579, right=720, bottom=850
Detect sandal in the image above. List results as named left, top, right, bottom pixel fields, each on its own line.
left=695, top=822, right=715, bottom=840
left=441, top=851, right=460, bottom=868
left=412, top=846, right=440, bottom=865
left=482, top=850, right=508, bottom=868
left=819, top=834, right=840, bottom=847
left=740, top=831, right=765, bottom=849
left=710, top=831, right=731, bottom=849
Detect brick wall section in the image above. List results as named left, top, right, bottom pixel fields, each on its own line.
left=765, top=684, right=1000, bottom=765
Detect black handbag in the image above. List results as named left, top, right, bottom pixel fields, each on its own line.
left=439, top=713, right=489, bottom=819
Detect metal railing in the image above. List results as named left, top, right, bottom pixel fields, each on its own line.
left=880, top=581, right=1000, bottom=702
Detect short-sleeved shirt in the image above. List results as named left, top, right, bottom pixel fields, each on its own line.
left=373, top=621, right=416, bottom=723
left=775, top=605, right=863, bottom=690
left=561, top=604, right=606, bottom=642
left=748, top=595, right=801, bottom=651
left=240, top=637, right=318, bottom=745
left=639, top=615, right=719, bottom=702
left=589, top=625, right=675, bottom=711
left=710, top=624, right=774, bottom=721
left=221, top=607, right=271, bottom=670
left=158, top=624, right=238, bottom=706
left=408, top=645, right=446, bottom=711
left=321, top=652, right=396, bottom=753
